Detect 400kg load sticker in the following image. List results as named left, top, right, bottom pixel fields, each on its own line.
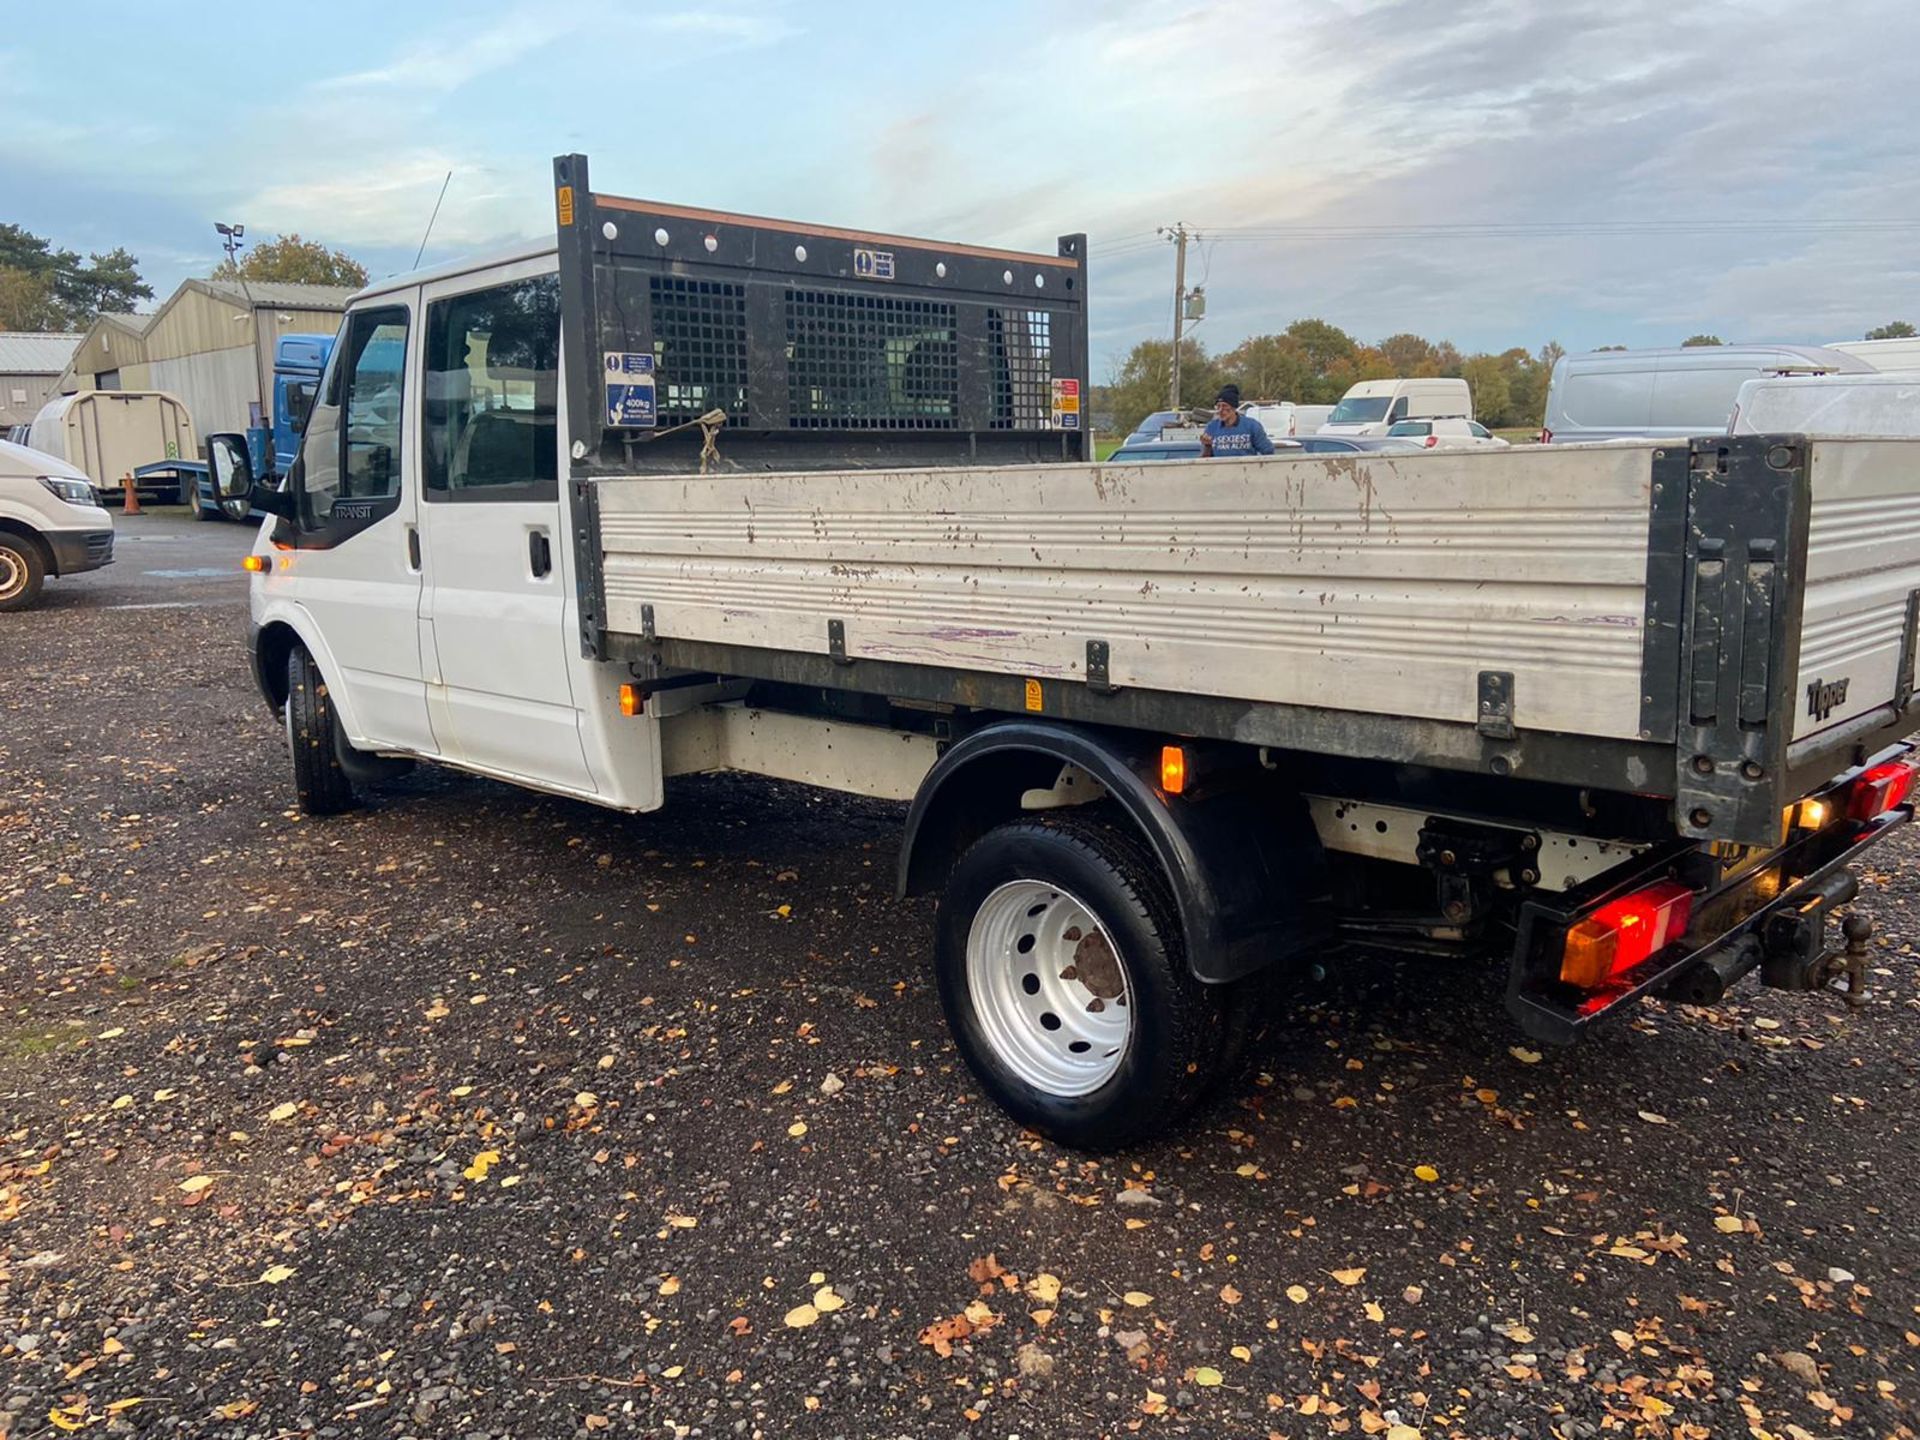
left=605, top=352, right=656, bottom=429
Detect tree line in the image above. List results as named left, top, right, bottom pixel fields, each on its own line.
left=0, top=224, right=368, bottom=332
left=1100, top=317, right=1920, bottom=436
left=1100, top=322, right=1565, bottom=434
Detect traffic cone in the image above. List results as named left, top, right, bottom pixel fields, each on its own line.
left=121, top=474, right=141, bottom=516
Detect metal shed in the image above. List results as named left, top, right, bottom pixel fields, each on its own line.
left=0, top=332, right=81, bottom=429
left=57, top=280, right=354, bottom=436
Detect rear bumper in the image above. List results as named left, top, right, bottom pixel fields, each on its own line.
left=1508, top=745, right=1913, bottom=1043
left=44, top=527, right=114, bottom=576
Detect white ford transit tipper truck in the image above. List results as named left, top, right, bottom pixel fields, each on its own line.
left=207, top=156, right=1920, bottom=1149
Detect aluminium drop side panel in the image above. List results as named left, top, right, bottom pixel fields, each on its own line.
left=594, top=444, right=1660, bottom=742
left=1790, top=436, right=1920, bottom=749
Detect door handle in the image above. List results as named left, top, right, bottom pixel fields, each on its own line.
left=529, top=530, right=551, bottom=578
left=406, top=525, right=421, bottom=570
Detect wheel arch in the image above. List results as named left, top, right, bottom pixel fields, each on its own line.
left=248, top=603, right=369, bottom=741
left=0, top=519, right=54, bottom=575
left=899, top=720, right=1327, bottom=983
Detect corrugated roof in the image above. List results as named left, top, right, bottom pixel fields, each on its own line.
left=97, top=312, right=156, bottom=336
left=190, top=279, right=358, bottom=310
left=0, top=331, right=82, bottom=373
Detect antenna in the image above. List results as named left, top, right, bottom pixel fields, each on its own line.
left=414, top=172, right=453, bottom=270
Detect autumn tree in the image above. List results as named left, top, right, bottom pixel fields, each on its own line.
left=214, top=233, right=368, bottom=288
left=1105, top=338, right=1222, bottom=433
left=1866, top=320, right=1916, bottom=339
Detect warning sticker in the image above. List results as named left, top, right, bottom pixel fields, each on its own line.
left=557, top=185, right=574, bottom=227
left=852, top=247, right=896, bottom=281
left=1050, top=377, right=1081, bottom=430
left=1024, top=678, right=1044, bottom=712
left=605, top=351, right=657, bottom=429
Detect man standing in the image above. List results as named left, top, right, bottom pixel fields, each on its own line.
left=1199, top=384, right=1275, bottom=457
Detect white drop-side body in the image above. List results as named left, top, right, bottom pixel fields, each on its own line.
left=248, top=246, right=1920, bottom=838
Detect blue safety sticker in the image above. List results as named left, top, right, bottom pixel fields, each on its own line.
left=605, top=351, right=657, bottom=429
left=852, top=247, right=896, bottom=281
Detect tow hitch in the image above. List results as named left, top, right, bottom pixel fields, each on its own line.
left=1760, top=876, right=1874, bottom=1008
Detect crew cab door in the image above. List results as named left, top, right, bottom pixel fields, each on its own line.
left=415, top=263, right=594, bottom=793
left=280, top=299, right=436, bottom=756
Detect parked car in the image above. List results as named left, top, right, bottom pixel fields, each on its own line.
left=1319, top=378, right=1473, bottom=436
left=0, top=437, right=115, bottom=610
left=1239, top=401, right=1297, bottom=436
left=1729, top=372, right=1920, bottom=436
left=1539, top=345, right=1872, bottom=444
left=1386, top=418, right=1509, bottom=449
left=1108, top=437, right=1203, bottom=461
left=1292, top=435, right=1427, bottom=454
left=1124, top=409, right=1188, bottom=443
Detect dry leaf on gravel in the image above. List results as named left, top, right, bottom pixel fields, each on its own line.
left=1330, top=1267, right=1366, bottom=1286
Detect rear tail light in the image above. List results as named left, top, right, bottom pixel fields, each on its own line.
left=1847, top=756, right=1920, bottom=821
left=1559, top=880, right=1694, bottom=989
left=1424, top=435, right=1438, bottom=448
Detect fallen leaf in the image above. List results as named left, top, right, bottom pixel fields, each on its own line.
left=259, top=1264, right=296, bottom=1285
left=1220, top=1284, right=1242, bottom=1305
left=1123, top=1290, right=1154, bottom=1307
left=658, top=1276, right=680, bottom=1296
left=1509, top=1046, right=1542, bottom=1064
left=968, top=1254, right=1007, bottom=1286
left=1637, top=1110, right=1669, bottom=1125
left=1714, top=1215, right=1744, bottom=1233
left=179, top=1175, right=214, bottom=1194
left=1388, top=1427, right=1423, bottom=1440
left=784, top=1303, right=819, bottom=1329
left=1364, top=1301, right=1385, bottom=1322
left=268, top=1101, right=299, bottom=1122
left=1194, top=1366, right=1224, bottom=1387
left=462, top=1151, right=500, bottom=1183
left=666, top=1214, right=698, bottom=1229
left=1231, top=1344, right=1252, bottom=1362
left=1413, top=1165, right=1439, bottom=1183
left=1287, top=1284, right=1310, bottom=1304
left=1402, top=1285, right=1424, bottom=1303
left=814, top=1286, right=846, bottom=1313
left=1026, top=1272, right=1062, bottom=1304
left=663, top=1364, right=683, bottom=1378
left=787, top=1121, right=808, bottom=1138
left=1331, top=1267, right=1366, bottom=1286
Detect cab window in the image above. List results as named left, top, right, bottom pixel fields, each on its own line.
left=423, top=275, right=560, bottom=501
left=294, top=306, right=410, bottom=527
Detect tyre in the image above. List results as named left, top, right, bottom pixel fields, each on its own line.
left=285, top=646, right=358, bottom=815
left=0, top=533, right=46, bottom=612
left=934, top=814, right=1230, bottom=1149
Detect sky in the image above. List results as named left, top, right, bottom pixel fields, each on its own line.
left=3, top=0, right=1916, bottom=374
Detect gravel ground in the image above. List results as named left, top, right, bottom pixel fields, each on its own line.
left=1, top=513, right=1917, bottom=1439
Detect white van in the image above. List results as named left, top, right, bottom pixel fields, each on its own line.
left=1318, top=377, right=1472, bottom=436
left=1826, top=337, right=1920, bottom=373
left=1540, top=345, right=1872, bottom=444
left=28, top=390, right=198, bottom=506
left=1730, top=372, right=1920, bottom=437
left=0, top=437, right=115, bottom=610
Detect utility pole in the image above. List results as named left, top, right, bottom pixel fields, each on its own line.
left=1159, top=223, right=1191, bottom=412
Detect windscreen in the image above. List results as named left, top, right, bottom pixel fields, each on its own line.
left=1328, top=395, right=1391, bottom=424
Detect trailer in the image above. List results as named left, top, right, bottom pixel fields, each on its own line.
left=208, top=154, right=1920, bottom=1148
left=27, top=389, right=198, bottom=505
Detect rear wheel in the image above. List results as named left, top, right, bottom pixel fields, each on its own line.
left=286, top=646, right=358, bottom=815
left=0, top=534, right=46, bottom=612
left=934, top=814, right=1230, bottom=1149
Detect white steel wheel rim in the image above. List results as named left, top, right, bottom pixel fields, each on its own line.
left=0, top=549, right=24, bottom=601
left=965, top=880, right=1134, bottom=1097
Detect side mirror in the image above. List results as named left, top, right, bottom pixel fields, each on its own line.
left=206, top=432, right=291, bottom=520
left=207, top=433, right=252, bottom=499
